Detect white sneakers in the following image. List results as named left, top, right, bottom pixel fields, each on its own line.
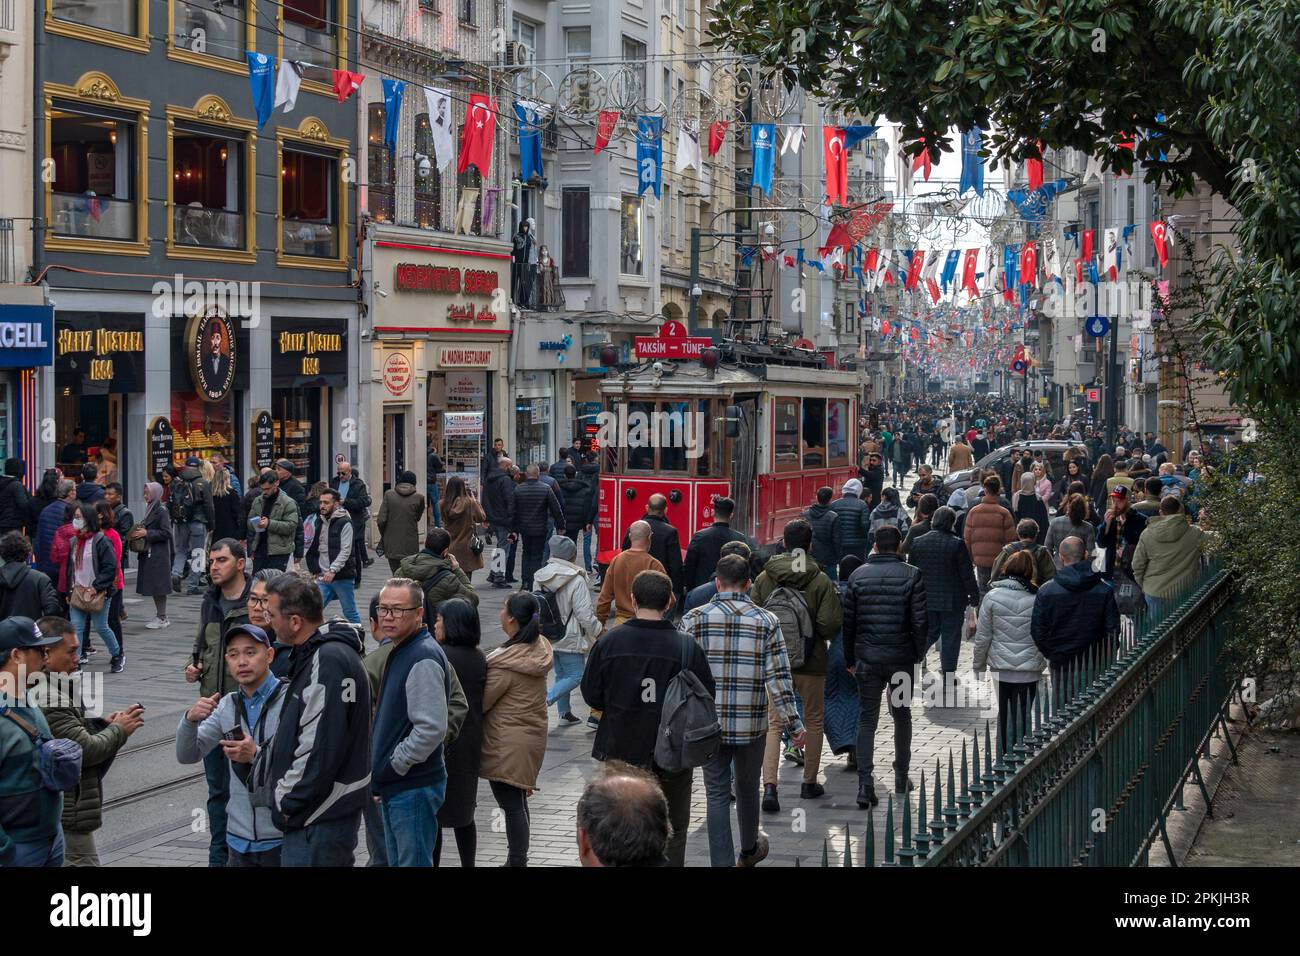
left=145, top=617, right=170, bottom=630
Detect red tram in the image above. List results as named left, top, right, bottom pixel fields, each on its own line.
left=595, top=342, right=861, bottom=565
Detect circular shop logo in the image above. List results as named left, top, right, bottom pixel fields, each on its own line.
left=384, top=352, right=412, bottom=397
left=187, top=309, right=236, bottom=403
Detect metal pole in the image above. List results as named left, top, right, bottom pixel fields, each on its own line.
left=1106, top=321, right=1119, bottom=451
left=688, top=226, right=701, bottom=336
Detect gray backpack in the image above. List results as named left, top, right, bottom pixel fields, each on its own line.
left=653, top=637, right=721, bottom=772
left=763, top=585, right=815, bottom=670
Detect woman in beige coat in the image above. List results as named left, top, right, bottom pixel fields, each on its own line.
left=480, top=591, right=553, bottom=866
left=441, top=475, right=487, bottom=576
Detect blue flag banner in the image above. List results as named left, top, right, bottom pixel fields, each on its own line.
left=516, top=102, right=546, bottom=181
left=751, top=123, right=775, bottom=195
left=1088, top=259, right=1100, bottom=285
left=1003, top=245, right=1018, bottom=289
left=842, top=125, right=879, bottom=151
left=852, top=266, right=863, bottom=280
left=959, top=127, right=984, bottom=197
left=940, top=249, right=960, bottom=291
left=636, top=116, right=662, bottom=198
left=246, top=51, right=276, bottom=129
left=740, top=246, right=754, bottom=266
left=382, top=79, right=405, bottom=154
left=796, top=248, right=805, bottom=264
left=809, top=260, right=824, bottom=271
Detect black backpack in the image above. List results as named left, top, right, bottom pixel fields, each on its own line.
left=169, top=477, right=196, bottom=523
left=533, top=582, right=572, bottom=642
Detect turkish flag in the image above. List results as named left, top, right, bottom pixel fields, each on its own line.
left=1026, top=156, right=1043, bottom=191
left=863, top=247, right=879, bottom=272
left=961, top=248, right=980, bottom=296
left=593, top=110, right=619, bottom=154
left=458, top=93, right=496, bottom=175
left=1081, top=229, right=1094, bottom=261
left=707, top=120, right=729, bottom=157
left=911, top=146, right=932, bottom=182
left=1150, top=220, right=1169, bottom=267
left=1076, top=258, right=1084, bottom=284
left=331, top=69, right=364, bottom=103
left=818, top=221, right=853, bottom=258
left=824, top=128, right=848, bottom=205
left=1019, top=241, right=1038, bottom=287
left=905, top=249, right=925, bottom=291
left=926, top=277, right=942, bottom=303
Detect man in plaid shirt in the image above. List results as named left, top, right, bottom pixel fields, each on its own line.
left=680, top=554, right=806, bottom=867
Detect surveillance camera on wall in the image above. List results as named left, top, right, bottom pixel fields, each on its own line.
left=652, top=361, right=664, bottom=374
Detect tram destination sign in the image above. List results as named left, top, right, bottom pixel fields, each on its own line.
left=634, top=320, right=712, bottom=360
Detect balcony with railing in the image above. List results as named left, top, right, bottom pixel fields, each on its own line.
left=51, top=193, right=136, bottom=242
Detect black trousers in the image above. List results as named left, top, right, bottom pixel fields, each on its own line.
left=996, top=679, right=1039, bottom=755
left=228, top=845, right=282, bottom=867
left=253, top=553, right=290, bottom=573
left=854, top=661, right=913, bottom=783
left=432, top=823, right=477, bottom=868
left=653, top=764, right=692, bottom=868
left=520, top=534, right=546, bottom=591
left=489, top=781, right=530, bottom=867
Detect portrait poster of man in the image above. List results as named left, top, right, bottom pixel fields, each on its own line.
left=189, top=309, right=236, bottom=402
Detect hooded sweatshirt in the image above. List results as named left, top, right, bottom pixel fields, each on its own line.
left=1132, top=516, right=1205, bottom=599
left=749, top=552, right=843, bottom=676
left=1030, top=560, right=1119, bottom=666
left=533, top=557, right=602, bottom=654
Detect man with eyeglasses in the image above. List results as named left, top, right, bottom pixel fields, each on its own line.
left=370, top=579, right=453, bottom=866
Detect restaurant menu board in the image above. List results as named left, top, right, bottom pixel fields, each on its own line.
left=254, top=410, right=274, bottom=470
left=149, top=417, right=174, bottom=479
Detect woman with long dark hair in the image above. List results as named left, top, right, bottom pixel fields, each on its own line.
left=65, top=502, right=122, bottom=671
left=1045, top=493, right=1098, bottom=566
left=433, top=597, right=487, bottom=867
left=130, top=481, right=173, bottom=629
left=94, top=500, right=126, bottom=655
left=479, top=591, right=552, bottom=866
left=441, top=475, right=486, bottom=578
left=28, top=467, right=62, bottom=534
left=1089, top=454, right=1115, bottom=515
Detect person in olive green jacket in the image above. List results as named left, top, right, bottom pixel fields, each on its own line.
left=377, top=470, right=426, bottom=573
left=38, top=615, right=143, bottom=866
left=246, top=471, right=300, bottom=573
left=751, top=518, right=843, bottom=810
left=397, top=527, right=479, bottom=624
left=1132, top=497, right=1206, bottom=613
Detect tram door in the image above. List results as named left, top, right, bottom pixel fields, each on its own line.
left=730, top=396, right=758, bottom=539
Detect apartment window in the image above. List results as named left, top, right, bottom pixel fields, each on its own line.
left=562, top=187, right=589, bottom=277
left=281, top=147, right=340, bottom=259
left=621, top=194, right=643, bottom=275
left=1087, top=199, right=1099, bottom=235
left=1126, top=184, right=1135, bottom=226
left=663, top=68, right=672, bottom=111
left=456, top=161, right=483, bottom=236
left=172, top=125, right=247, bottom=249
left=172, top=0, right=247, bottom=61
left=414, top=113, right=442, bottom=230
left=661, top=184, right=671, bottom=249
left=622, top=36, right=647, bottom=101
left=51, top=0, right=140, bottom=40
left=459, top=0, right=474, bottom=23
left=676, top=191, right=685, bottom=252
left=565, top=27, right=590, bottom=71
left=677, top=0, right=684, bottom=22
left=367, top=104, right=394, bottom=223
left=512, top=17, right=535, bottom=60
left=49, top=106, right=139, bottom=242
left=282, top=0, right=339, bottom=70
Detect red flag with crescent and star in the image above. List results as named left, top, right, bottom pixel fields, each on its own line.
left=458, top=93, right=496, bottom=175
left=593, top=110, right=619, bottom=154
left=905, top=249, right=925, bottom=291
left=707, top=120, right=729, bottom=157
left=1150, top=220, right=1169, bottom=267
left=1081, top=229, right=1094, bottom=262
left=1019, top=240, right=1038, bottom=287
left=961, top=248, right=980, bottom=296
left=824, top=128, right=848, bottom=205
left=911, top=145, right=932, bottom=182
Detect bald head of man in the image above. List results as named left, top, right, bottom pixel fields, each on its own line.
left=576, top=764, right=670, bottom=867
left=498, top=456, right=514, bottom=472
left=1058, top=535, right=1086, bottom=566
left=627, top=520, right=652, bottom=549
left=525, top=463, right=540, bottom=479
left=646, top=493, right=668, bottom=516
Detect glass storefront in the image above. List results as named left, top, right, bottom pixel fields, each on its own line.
left=271, top=318, right=347, bottom=487
left=171, top=390, right=236, bottom=468
left=271, top=389, right=321, bottom=485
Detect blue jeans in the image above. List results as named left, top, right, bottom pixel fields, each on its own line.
left=701, top=737, right=766, bottom=867
left=71, top=603, right=121, bottom=659
left=202, top=748, right=230, bottom=867
left=280, top=813, right=360, bottom=867
left=546, top=650, right=585, bottom=715
left=381, top=780, right=447, bottom=867
left=363, top=791, right=388, bottom=867
left=926, top=609, right=964, bottom=673
left=319, top=577, right=361, bottom=624
left=428, top=483, right=441, bottom=527
left=7, top=831, right=64, bottom=866
left=823, top=564, right=838, bottom=583
left=582, top=526, right=593, bottom=572
left=171, top=519, right=208, bottom=585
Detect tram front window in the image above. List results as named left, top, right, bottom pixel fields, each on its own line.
left=774, top=398, right=800, bottom=471
left=802, top=398, right=826, bottom=468
left=659, top=401, right=690, bottom=472
left=627, top=401, right=656, bottom=470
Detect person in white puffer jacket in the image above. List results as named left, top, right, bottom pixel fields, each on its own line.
left=534, top=534, right=602, bottom=723
left=973, top=549, right=1047, bottom=753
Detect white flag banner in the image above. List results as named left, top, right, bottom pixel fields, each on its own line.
left=1083, top=153, right=1104, bottom=184
left=674, top=121, right=701, bottom=172
left=1043, top=234, right=1061, bottom=280
left=274, top=60, right=303, bottom=113
left=780, top=127, right=805, bottom=156
left=1103, top=227, right=1119, bottom=280
left=424, top=86, right=455, bottom=172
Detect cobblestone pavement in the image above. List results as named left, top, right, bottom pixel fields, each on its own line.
left=96, top=461, right=1001, bottom=867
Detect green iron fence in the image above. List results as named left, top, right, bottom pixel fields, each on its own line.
left=819, top=559, right=1239, bottom=867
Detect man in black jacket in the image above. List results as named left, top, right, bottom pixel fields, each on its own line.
left=842, top=525, right=927, bottom=808
left=559, top=464, right=598, bottom=548
left=683, top=496, right=749, bottom=591
left=859, top=453, right=885, bottom=509
left=802, top=487, right=842, bottom=581
left=266, top=575, right=370, bottom=866
left=581, top=569, right=714, bottom=867
left=103, top=482, right=134, bottom=571
left=482, top=456, right=517, bottom=586
left=1031, top=536, right=1120, bottom=698
left=329, top=458, right=373, bottom=580
left=621, top=493, right=683, bottom=604
left=906, top=465, right=941, bottom=510
left=907, top=507, right=979, bottom=683
left=0, top=532, right=60, bottom=619
left=513, top=463, right=564, bottom=590
left=0, top=458, right=30, bottom=535
left=829, top=478, right=873, bottom=562
left=275, top=460, right=308, bottom=516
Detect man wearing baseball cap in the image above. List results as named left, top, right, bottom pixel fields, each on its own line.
left=176, top=622, right=287, bottom=867
left=0, top=617, right=67, bottom=866
left=1099, top=484, right=1147, bottom=581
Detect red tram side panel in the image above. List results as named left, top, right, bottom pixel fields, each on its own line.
left=597, top=476, right=732, bottom=566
